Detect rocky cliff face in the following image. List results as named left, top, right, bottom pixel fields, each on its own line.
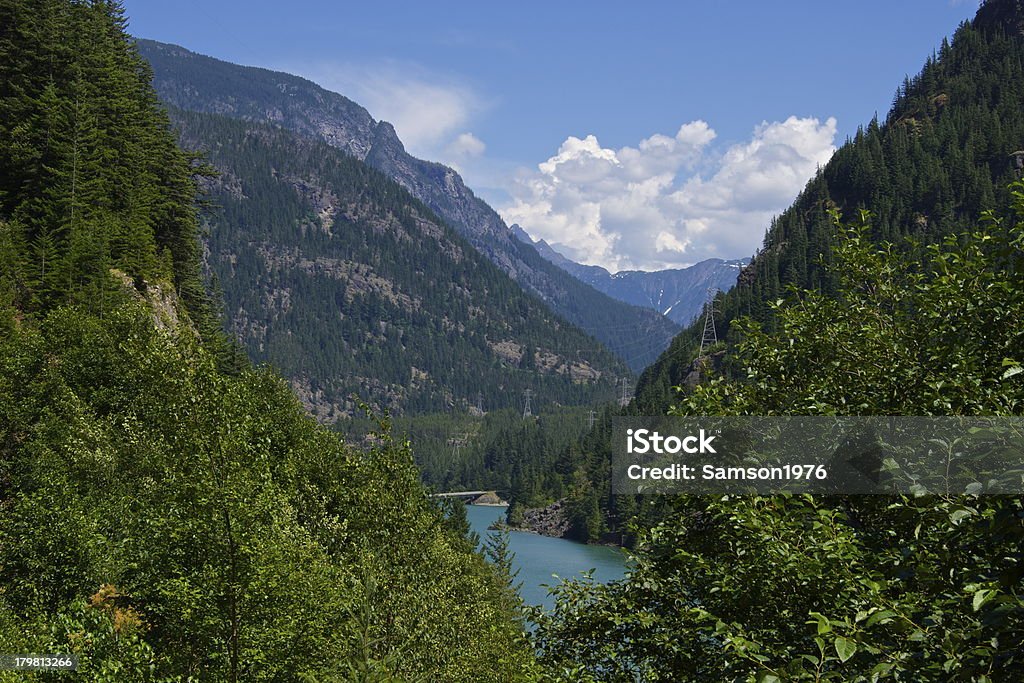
left=137, top=39, right=679, bottom=371
left=140, top=41, right=378, bottom=159
left=510, top=500, right=570, bottom=539
left=363, top=121, right=511, bottom=244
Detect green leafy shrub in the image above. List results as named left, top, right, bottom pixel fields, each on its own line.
left=532, top=191, right=1024, bottom=681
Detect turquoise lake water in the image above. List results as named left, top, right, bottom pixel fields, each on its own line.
left=465, top=504, right=628, bottom=610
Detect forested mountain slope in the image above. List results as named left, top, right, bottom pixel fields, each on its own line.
left=171, top=108, right=627, bottom=418
left=137, top=39, right=679, bottom=371
left=636, top=1, right=1024, bottom=408
left=0, top=2, right=535, bottom=679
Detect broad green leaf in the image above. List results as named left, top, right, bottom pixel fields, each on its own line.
left=865, top=610, right=897, bottom=628
left=834, top=636, right=857, bottom=663
left=809, top=612, right=831, bottom=634
left=949, top=509, right=973, bottom=525
left=973, top=588, right=995, bottom=612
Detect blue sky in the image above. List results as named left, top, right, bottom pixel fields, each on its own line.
left=123, top=1, right=979, bottom=271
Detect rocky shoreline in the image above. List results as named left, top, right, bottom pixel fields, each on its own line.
left=494, top=500, right=571, bottom=539
left=490, top=500, right=627, bottom=548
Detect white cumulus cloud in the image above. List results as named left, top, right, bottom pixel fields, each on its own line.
left=501, top=116, right=837, bottom=272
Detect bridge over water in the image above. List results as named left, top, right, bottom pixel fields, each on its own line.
left=430, top=490, right=507, bottom=504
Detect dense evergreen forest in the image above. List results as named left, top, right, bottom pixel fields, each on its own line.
left=170, top=108, right=627, bottom=418
left=0, top=0, right=210, bottom=332
left=365, top=407, right=593, bottom=499
left=0, top=2, right=537, bottom=680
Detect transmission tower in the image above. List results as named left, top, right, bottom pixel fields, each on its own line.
left=588, top=410, right=596, bottom=429
left=475, top=392, right=484, bottom=415
left=448, top=433, right=468, bottom=459
left=522, top=389, right=533, bottom=418
left=618, top=378, right=631, bottom=408
left=698, top=288, right=719, bottom=363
